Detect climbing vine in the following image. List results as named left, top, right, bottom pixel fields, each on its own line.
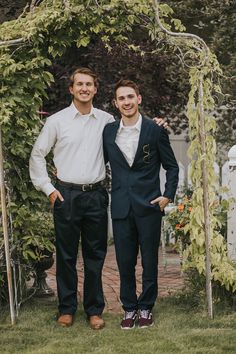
left=185, top=59, right=236, bottom=292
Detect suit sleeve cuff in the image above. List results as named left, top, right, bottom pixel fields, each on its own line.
left=163, top=194, right=174, bottom=203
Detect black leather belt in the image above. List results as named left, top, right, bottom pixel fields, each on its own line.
left=57, top=179, right=105, bottom=192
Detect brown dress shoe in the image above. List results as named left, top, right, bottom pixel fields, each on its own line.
left=88, top=315, right=105, bottom=330
left=57, top=314, right=73, bottom=327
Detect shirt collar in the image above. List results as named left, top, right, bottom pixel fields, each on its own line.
left=69, top=102, right=97, bottom=119
left=118, top=114, right=142, bottom=133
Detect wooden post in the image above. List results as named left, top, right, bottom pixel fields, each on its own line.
left=0, top=126, right=16, bottom=324
left=227, top=145, right=236, bottom=261
left=198, top=75, right=213, bottom=319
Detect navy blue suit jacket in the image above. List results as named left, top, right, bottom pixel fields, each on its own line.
left=103, top=117, right=179, bottom=219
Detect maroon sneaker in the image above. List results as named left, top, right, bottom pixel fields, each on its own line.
left=138, top=310, right=154, bottom=328
left=120, top=310, right=137, bottom=330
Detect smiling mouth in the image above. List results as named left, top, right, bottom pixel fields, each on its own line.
left=79, top=93, right=90, bottom=97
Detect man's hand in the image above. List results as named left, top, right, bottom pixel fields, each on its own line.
left=150, top=196, right=170, bottom=211
left=49, top=190, right=64, bottom=207
left=153, top=117, right=168, bottom=129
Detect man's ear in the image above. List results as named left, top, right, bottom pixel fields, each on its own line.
left=138, top=95, right=142, bottom=105
left=114, top=99, right=119, bottom=109
left=69, top=86, right=73, bottom=95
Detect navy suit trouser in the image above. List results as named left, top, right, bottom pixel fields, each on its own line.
left=53, top=183, right=108, bottom=316
left=112, top=209, right=162, bottom=311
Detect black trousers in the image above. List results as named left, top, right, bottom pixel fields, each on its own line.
left=53, top=183, right=108, bottom=316
left=112, top=210, right=162, bottom=311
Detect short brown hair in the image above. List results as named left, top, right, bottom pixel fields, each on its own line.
left=114, top=79, right=140, bottom=98
left=69, top=67, right=99, bottom=87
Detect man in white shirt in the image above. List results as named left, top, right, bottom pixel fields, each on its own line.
left=30, top=68, right=114, bottom=329
left=103, top=79, right=179, bottom=329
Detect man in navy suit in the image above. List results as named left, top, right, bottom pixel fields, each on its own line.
left=103, top=79, right=179, bottom=329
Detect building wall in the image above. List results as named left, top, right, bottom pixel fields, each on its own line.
left=169, top=131, right=190, bottom=170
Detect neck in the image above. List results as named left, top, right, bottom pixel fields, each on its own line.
left=121, top=112, right=140, bottom=126
left=73, top=99, right=92, bottom=115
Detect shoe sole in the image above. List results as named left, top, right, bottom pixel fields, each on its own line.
left=90, top=324, right=105, bottom=330
left=57, top=322, right=73, bottom=327
left=138, top=322, right=154, bottom=329
left=120, top=326, right=135, bottom=330
left=120, top=323, right=136, bottom=330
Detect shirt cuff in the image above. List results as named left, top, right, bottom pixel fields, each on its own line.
left=42, top=183, right=56, bottom=197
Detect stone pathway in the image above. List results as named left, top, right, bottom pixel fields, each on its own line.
left=46, top=245, right=184, bottom=314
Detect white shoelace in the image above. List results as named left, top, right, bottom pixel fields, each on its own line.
left=124, top=311, right=136, bottom=319
left=140, top=310, right=151, bottom=319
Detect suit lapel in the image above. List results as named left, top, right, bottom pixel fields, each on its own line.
left=132, top=117, right=149, bottom=167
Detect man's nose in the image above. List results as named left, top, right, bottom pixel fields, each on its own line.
left=81, top=84, right=88, bottom=90
left=123, top=98, right=130, bottom=105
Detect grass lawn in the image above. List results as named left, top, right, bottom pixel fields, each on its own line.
left=0, top=297, right=236, bottom=354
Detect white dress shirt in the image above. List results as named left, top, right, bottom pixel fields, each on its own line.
left=29, top=102, right=114, bottom=196
left=115, top=115, right=142, bottom=167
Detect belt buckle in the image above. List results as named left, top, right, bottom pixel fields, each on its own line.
left=82, top=184, right=93, bottom=192
left=82, top=184, right=87, bottom=192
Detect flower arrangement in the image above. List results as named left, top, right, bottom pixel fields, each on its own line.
left=166, top=195, right=192, bottom=249
left=165, top=190, right=228, bottom=251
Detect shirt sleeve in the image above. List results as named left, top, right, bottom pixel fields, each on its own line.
left=29, top=117, right=57, bottom=196
left=106, top=114, right=115, bottom=124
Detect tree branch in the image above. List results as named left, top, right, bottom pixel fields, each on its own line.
left=152, top=0, right=209, bottom=63
left=30, top=0, right=42, bottom=12
left=0, top=38, right=25, bottom=47
left=0, top=0, right=41, bottom=48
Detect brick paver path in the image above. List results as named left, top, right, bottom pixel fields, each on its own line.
left=46, top=245, right=184, bottom=313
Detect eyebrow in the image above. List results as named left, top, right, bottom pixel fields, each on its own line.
left=76, top=81, right=93, bottom=84
left=117, top=94, right=136, bottom=100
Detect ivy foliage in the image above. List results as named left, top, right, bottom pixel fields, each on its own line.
left=0, top=0, right=235, bottom=300
left=185, top=58, right=236, bottom=292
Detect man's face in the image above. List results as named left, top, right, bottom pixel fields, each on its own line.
left=69, top=73, right=97, bottom=104
left=115, top=86, right=141, bottom=119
